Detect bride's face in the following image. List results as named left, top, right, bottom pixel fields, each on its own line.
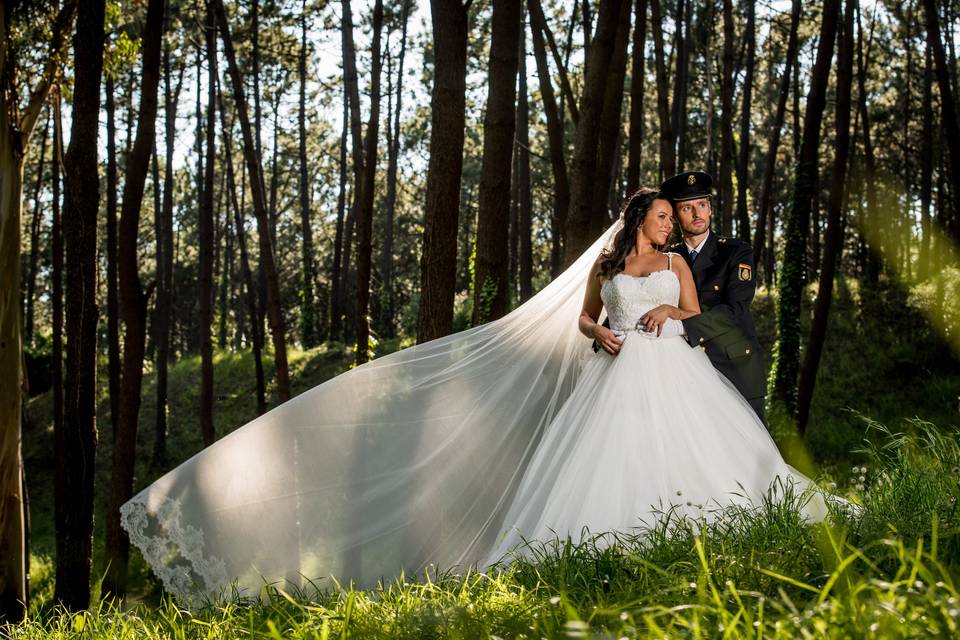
left=639, top=198, right=675, bottom=246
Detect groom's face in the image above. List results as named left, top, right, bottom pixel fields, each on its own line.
left=676, top=198, right=712, bottom=236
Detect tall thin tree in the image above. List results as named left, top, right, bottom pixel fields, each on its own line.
left=735, top=0, right=755, bottom=242
left=213, top=0, right=291, bottom=401
left=473, top=0, right=522, bottom=324
left=416, top=0, right=470, bottom=342
left=298, top=1, right=319, bottom=347
left=199, top=0, right=217, bottom=447
left=797, top=0, right=854, bottom=432
left=56, top=0, right=100, bottom=611
left=103, top=0, right=165, bottom=598
left=769, top=0, right=840, bottom=417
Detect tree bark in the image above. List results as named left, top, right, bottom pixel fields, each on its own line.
left=299, top=1, right=318, bottom=348
left=626, top=0, right=646, bottom=195
left=923, top=0, right=960, bottom=235
left=532, top=0, right=578, bottom=125
left=649, top=0, right=673, bottom=181
left=528, top=0, right=569, bottom=275
left=669, top=0, right=689, bottom=172
left=213, top=0, right=290, bottom=401
left=416, top=0, right=469, bottom=343
left=55, top=0, right=98, bottom=611
left=0, top=1, right=77, bottom=618
left=23, top=114, right=47, bottom=347
left=718, top=0, right=734, bottom=236
left=797, top=0, right=854, bottom=433
left=49, top=90, right=64, bottom=607
left=219, top=89, right=267, bottom=416
left=330, top=83, right=349, bottom=342
left=199, top=0, right=216, bottom=447
left=380, top=0, right=411, bottom=340
left=153, top=37, right=182, bottom=467
left=564, top=0, right=628, bottom=263
left=354, top=0, right=384, bottom=365
left=735, top=0, right=755, bottom=242
left=754, top=0, right=801, bottom=272
left=517, top=17, right=532, bottom=303
left=103, top=0, right=164, bottom=598
left=769, top=0, right=840, bottom=417
left=919, top=40, right=933, bottom=279
left=590, top=0, right=631, bottom=237
left=473, top=0, right=522, bottom=324
left=857, top=3, right=880, bottom=281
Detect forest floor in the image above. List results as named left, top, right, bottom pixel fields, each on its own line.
left=13, top=276, right=960, bottom=638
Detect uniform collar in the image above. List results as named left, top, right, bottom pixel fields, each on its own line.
left=684, top=230, right=711, bottom=254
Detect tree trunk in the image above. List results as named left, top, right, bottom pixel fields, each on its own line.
left=103, top=0, right=164, bottom=598
left=517, top=17, right=532, bottom=303
left=380, top=0, right=411, bottom=340
left=649, top=0, right=673, bottom=181
left=669, top=0, right=688, bottom=172
left=919, top=41, right=933, bottom=279
left=299, top=1, right=318, bottom=348
left=533, top=0, right=578, bottom=126
left=857, top=3, right=880, bottom=281
left=754, top=0, right=801, bottom=273
left=49, top=90, right=64, bottom=609
left=330, top=84, right=348, bottom=342
left=590, top=0, right=631, bottom=237
left=718, top=0, right=734, bottom=236
left=354, top=0, right=384, bottom=364
left=54, top=0, right=98, bottom=611
left=219, top=89, right=267, bottom=416
left=199, top=0, right=216, bottom=447
left=923, top=0, right=960, bottom=234
left=797, top=0, right=854, bottom=433
left=153, top=38, right=182, bottom=468
left=529, top=0, right=569, bottom=275
left=735, top=0, right=755, bottom=242
left=213, top=0, right=290, bottom=402
left=564, top=0, right=628, bottom=263
left=473, top=0, right=522, bottom=325
left=769, top=0, right=840, bottom=417
left=626, top=0, right=646, bottom=195
left=23, top=114, right=48, bottom=347
left=416, top=0, right=469, bottom=343
left=0, top=0, right=75, bottom=608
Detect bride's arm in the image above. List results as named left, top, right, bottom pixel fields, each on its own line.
left=639, top=256, right=700, bottom=334
left=579, top=258, right=623, bottom=354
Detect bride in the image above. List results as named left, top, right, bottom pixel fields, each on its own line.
left=121, top=187, right=832, bottom=601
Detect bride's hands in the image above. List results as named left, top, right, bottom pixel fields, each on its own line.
left=592, top=324, right=624, bottom=355
left=639, top=304, right=679, bottom=336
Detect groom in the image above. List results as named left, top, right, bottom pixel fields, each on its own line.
left=593, top=171, right=767, bottom=422
left=654, top=171, right=766, bottom=422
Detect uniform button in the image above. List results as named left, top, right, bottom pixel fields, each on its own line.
left=700, top=345, right=706, bottom=351
left=698, top=337, right=705, bottom=344
left=745, top=348, right=751, bottom=354
left=713, top=284, right=720, bottom=291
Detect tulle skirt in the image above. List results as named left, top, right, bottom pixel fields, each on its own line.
left=482, top=331, right=830, bottom=565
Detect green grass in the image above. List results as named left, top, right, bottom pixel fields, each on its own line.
left=10, top=420, right=960, bottom=638
left=12, top=277, right=960, bottom=637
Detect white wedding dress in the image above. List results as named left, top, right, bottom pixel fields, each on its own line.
left=482, top=256, right=827, bottom=564
left=121, top=224, right=830, bottom=602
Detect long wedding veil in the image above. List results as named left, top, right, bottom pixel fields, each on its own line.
left=121, top=222, right=623, bottom=601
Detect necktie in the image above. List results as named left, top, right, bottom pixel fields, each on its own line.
left=689, top=249, right=699, bottom=262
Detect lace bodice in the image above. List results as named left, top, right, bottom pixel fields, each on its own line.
left=600, top=260, right=681, bottom=332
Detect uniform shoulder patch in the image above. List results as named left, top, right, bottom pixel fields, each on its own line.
left=738, top=262, right=752, bottom=281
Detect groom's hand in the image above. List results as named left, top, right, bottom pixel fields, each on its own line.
left=640, top=305, right=674, bottom=336
left=592, top=325, right=623, bottom=355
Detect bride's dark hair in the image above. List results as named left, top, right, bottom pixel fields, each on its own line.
left=598, top=187, right=668, bottom=280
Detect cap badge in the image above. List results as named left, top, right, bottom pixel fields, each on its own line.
left=687, top=174, right=696, bottom=185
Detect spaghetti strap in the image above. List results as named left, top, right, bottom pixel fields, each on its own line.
left=667, top=252, right=673, bottom=271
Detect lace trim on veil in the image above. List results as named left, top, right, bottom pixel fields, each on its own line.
left=120, top=496, right=228, bottom=601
